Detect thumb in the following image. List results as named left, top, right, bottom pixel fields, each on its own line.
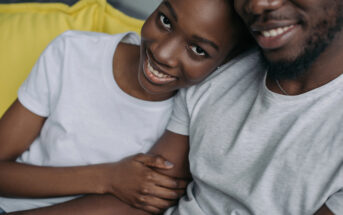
left=134, top=153, right=174, bottom=169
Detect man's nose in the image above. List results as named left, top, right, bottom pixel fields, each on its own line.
left=244, top=0, right=283, bottom=15
left=151, top=36, right=182, bottom=68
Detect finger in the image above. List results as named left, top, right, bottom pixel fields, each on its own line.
left=134, top=153, right=174, bottom=169
left=138, top=195, right=176, bottom=211
left=141, top=185, right=183, bottom=200
left=174, top=178, right=189, bottom=189
left=134, top=202, right=162, bottom=214
left=149, top=171, right=181, bottom=189
left=149, top=171, right=190, bottom=190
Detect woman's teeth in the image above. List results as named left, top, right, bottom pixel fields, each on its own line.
left=261, top=25, right=294, bottom=38
left=148, top=61, right=172, bottom=79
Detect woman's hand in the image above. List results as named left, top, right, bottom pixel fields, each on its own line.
left=100, top=153, right=188, bottom=214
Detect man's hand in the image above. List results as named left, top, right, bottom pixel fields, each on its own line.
left=101, top=153, right=188, bottom=214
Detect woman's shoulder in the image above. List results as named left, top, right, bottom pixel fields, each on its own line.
left=53, top=30, right=139, bottom=47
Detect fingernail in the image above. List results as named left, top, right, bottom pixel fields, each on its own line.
left=165, top=161, right=174, bottom=167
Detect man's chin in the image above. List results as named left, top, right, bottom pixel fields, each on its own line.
left=263, top=59, right=304, bottom=80
left=261, top=40, right=326, bottom=80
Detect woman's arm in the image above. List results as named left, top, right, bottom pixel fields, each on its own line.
left=0, top=100, right=185, bottom=213
left=3, top=129, right=191, bottom=215
left=7, top=195, right=150, bottom=215
left=0, top=100, right=103, bottom=197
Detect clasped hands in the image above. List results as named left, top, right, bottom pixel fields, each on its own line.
left=99, top=154, right=189, bottom=214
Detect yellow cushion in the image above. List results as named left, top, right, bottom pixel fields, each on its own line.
left=0, top=0, right=144, bottom=116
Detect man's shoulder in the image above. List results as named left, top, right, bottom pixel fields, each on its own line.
left=211, top=48, right=263, bottom=80
left=184, top=48, right=264, bottom=93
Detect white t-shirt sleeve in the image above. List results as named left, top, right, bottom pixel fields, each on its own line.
left=18, top=33, right=66, bottom=117
left=326, top=189, right=343, bottom=214
left=167, top=89, right=190, bottom=136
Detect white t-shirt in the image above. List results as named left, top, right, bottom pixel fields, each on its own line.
left=165, top=49, right=343, bottom=215
left=0, top=31, right=174, bottom=212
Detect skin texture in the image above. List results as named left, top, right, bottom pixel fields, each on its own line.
left=6, top=131, right=190, bottom=215
left=0, top=101, right=186, bottom=214
left=234, top=0, right=343, bottom=95
left=0, top=0, right=245, bottom=214
left=234, top=0, right=343, bottom=214
left=115, top=0, right=242, bottom=102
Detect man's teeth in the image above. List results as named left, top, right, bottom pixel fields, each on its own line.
left=261, top=25, right=294, bottom=38
left=148, top=61, right=171, bottom=78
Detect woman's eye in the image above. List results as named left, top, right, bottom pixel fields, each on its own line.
left=159, top=14, right=171, bottom=30
left=190, top=45, right=207, bottom=56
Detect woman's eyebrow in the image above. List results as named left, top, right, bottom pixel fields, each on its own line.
left=162, top=0, right=178, bottom=22
left=192, top=35, right=219, bottom=51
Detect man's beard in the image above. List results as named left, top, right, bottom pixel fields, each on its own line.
left=264, top=5, right=343, bottom=80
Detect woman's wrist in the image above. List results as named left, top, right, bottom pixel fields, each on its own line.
left=92, top=163, right=118, bottom=195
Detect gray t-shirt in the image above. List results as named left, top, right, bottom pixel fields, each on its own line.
left=165, top=49, right=343, bottom=215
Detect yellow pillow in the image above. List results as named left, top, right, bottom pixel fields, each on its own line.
left=0, top=0, right=144, bottom=116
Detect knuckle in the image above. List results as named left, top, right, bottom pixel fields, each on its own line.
left=146, top=172, right=154, bottom=180
left=134, top=196, right=142, bottom=203
left=155, top=156, right=163, bottom=163
left=138, top=196, right=146, bottom=203
left=141, top=187, right=150, bottom=195
left=171, top=180, right=178, bottom=188
left=172, top=191, right=180, bottom=198
left=134, top=153, right=144, bottom=160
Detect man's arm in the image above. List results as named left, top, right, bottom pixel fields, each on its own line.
left=314, top=205, right=334, bottom=215
left=148, top=130, right=191, bottom=180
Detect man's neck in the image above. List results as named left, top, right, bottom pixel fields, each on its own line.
left=266, top=32, right=343, bottom=96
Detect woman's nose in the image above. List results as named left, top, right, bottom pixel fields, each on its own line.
left=150, top=35, right=182, bottom=68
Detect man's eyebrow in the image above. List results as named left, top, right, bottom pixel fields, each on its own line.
left=192, top=35, right=219, bottom=51
left=163, top=1, right=178, bottom=22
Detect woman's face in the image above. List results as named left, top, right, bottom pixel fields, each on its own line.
left=138, top=0, right=240, bottom=99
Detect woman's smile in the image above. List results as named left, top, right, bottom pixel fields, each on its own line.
left=143, top=50, right=177, bottom=85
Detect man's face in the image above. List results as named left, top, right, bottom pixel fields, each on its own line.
left=234, top=0, right=343, bottom=80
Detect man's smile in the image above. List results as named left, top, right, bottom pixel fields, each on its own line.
left=251, top=22, right=299, bottom=50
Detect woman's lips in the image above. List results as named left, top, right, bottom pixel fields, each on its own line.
left=143, top=51, right=177, bottom=85
left=253, top=24, right=298, bottom=50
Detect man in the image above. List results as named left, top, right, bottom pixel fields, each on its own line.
left=158, top=0, right=343, bottom=214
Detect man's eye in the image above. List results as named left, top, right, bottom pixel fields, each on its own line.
left=190, top=45, right=206, bottom=56
left=159, top=13, right=171, bottom=30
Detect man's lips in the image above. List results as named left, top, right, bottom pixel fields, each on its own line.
left=143, top=51, right=177, bottom=85
left=251, top=23, right=299, bottom=50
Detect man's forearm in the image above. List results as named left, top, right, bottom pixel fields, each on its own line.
left=148, top=131, right=191, bottom=180
left=7, top=194, right=151, bottom=215
left=314, top=204, right=334, bottom=215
